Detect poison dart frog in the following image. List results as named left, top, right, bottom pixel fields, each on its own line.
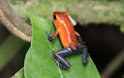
left=47, top=12, right=89, bottom=69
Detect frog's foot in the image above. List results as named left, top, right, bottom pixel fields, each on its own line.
left=53, top=58, right=71, bottom=69
left=45, top=28, right=53, bottom=41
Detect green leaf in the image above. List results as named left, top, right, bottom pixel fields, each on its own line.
left=12, top=68, right=24, bottom=78
left=24, top=10, right=101, bottom=78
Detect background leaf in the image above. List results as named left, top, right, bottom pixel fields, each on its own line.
left=0, top=34, right=26, bottom=71
left=24, top=10, right=101, bottom=78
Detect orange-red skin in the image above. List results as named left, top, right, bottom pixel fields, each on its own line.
left=52, top=12, right=79, bottom=50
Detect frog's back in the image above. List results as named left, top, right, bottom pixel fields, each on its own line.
left=53, top=12, right=78, bottom=49
left=58, top=13, right=78, bottom=49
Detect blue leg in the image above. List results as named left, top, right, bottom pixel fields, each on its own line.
left=82, top=46, right=89, bottom=64
left=77, top=36, right=85, bottom=45
left=77, top=44, right=89, bottom=64
left=53, top=48, right=72, bottom=69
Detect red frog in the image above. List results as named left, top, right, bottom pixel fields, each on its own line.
left=47, top=12, right=89, bottom=69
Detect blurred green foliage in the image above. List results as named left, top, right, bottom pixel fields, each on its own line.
left=8, top=0, right=124, bottom=33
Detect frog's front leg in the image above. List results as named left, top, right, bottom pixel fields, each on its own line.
left=53, top=48, right=72, bottom=69
left=46, top=28, right=59, bottom=41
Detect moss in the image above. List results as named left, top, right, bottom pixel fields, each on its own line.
left=9, top=0, right=124, bottom=32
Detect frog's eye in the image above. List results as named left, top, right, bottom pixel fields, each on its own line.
left=53, top=15, right=56, bottom=20
left=68, top=15, right=77, bottom=26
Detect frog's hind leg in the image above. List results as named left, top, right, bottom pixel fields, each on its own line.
left=82, top=46, right=89, bottom=64
left=53, top=48, right=72, bottom=69
left=77, top=45, right=89, bottom=64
